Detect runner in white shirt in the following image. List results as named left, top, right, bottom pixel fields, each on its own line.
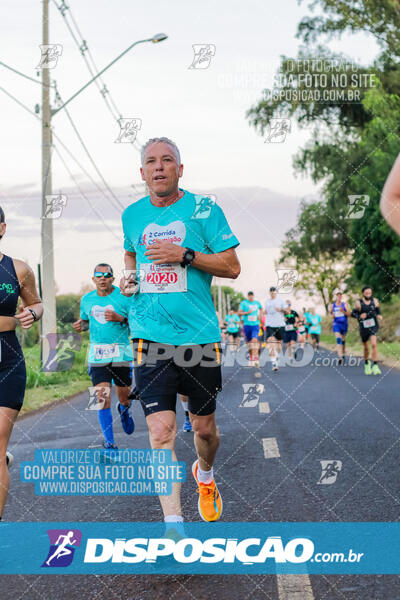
left=264, top=287, right=286, bottom=372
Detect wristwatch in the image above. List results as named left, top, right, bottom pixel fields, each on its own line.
left=121, top=316, right=129, bottom=326
left=27, top=308, right=38, bottom=322
left=181, top=248, right=196, bottom=268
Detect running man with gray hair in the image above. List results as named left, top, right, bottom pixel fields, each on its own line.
left=121, top=137, right=240, bottom=525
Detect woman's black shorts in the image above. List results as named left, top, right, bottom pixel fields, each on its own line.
left=0, top=331, right=26, bottom=411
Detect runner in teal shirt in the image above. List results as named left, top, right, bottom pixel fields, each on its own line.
left=80, top=286, right=133, bottom=364
left=225, top=311, right=240, bottom=333
left=224, top=309, right=241, bottom=350
left=308, top=308, right=322, bottom=350
left=120, top=137, right=241, bottom=525
left=239, top=291, right=263, bottom=366
left=74, top=264, right=134, bottom=450
left=239, top=298, right=263, bottom=327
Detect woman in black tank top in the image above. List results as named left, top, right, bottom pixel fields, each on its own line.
left=0, top=206, right=43, bottom=520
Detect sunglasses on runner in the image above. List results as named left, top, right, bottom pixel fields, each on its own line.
left=94, top=272, right=113, bottom=278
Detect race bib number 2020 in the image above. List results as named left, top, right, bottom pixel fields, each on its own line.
left=140, top=263, right=187, bottom=293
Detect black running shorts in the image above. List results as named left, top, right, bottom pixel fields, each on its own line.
left=0, top=331, right=26, bottom=411
left=88, top=363, right=133, bottom=387
left=266, top=326, right=285, bottom=341
left=360, top=326, right=379, bottom=343
left=132, top=339, right=222, bottom=417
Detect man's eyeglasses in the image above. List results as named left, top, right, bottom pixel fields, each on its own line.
left=94, top=272, right=113, bottom=279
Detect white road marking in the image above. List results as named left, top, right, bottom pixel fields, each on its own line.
left=259, top=402, right=270, bottom=414
left=262, top=437, right=280, bottom=458
left=277, top=574, right=314, bottom=600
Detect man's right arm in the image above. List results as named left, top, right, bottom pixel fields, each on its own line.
left=124, top=250, right=136, bottom=271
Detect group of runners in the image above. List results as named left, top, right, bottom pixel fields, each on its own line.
left=223, top=289, right=323, bottom=371
left=222, top=287, right=383, bottom=376
left=0, top=136, right=396, bottom=530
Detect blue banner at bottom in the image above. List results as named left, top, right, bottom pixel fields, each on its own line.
left=0, top=522, right=398, bottom=574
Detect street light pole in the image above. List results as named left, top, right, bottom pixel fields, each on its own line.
left=52, top=33, right=168, bottom=116
left=41, top=0, right=57, bottom=357
left=38, top=12, right=167, bottom=362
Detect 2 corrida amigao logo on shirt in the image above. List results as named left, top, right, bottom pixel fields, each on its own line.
left=139, top=221, right=186, bottom=247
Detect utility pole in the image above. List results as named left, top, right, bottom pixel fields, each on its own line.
left=37, top=13, right=167, bottom=360
left=217, top=281, right=222, bottom=317
left=40, top=0, right=57, bottom=355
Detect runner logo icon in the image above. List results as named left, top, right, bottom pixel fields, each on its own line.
left=317, top=460, right=342, bottom=485
left=42, top=529, right=82, bottom=567
left=240, top=384, right=265, bottom=407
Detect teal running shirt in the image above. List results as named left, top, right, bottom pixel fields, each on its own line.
left=225, top=314, right=240, bottom=333
left=239, top=299, right=262, bottom=326
left=308, top=314, right=322, bottom=334
left=80, top=286, right=133, bottom=364
left=122, top=190, right=239, bottom=345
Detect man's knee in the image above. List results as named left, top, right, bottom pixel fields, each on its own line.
left=148, top=418, right=176, bottom=447
left=192, top=417, right=218, bottom=441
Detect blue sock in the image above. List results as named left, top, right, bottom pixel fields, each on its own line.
left=98, top=408, right=114, bottom=445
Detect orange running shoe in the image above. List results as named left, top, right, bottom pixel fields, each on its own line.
left=192, top=460, right=223, bottom=522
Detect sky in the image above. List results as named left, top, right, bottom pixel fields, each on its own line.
left=0, top=0, right=381, bottom=301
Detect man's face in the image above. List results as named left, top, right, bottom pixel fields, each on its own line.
left=270, top=290, right=277, bottom=299
left=92, top=266, right=114, bottom=292
left=140, top=142, right=183, bottom=197
left=336, top=294, right=342, bottom=303
left=248, top=294, right=254, bottom=303
left=363, top=288, right=372, bottom=299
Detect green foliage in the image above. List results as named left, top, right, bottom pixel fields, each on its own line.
left=211, top=285, right=245, bottom=312
left=248, top=0, right=400, bottom=299
left=56, top=293, right=80, bottom=325
left=279, top=250, right=352, bottom=313
left=24, top=333, right=89, bottom=390
left=297, top=0, right=400, bottom=59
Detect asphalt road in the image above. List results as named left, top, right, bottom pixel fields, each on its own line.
left=2, top=345, right=400, bottom=599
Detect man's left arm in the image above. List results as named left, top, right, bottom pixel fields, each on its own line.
left=381, top=153, right=400, bottom=236
left=145, top=243, right=240, bottom=278
left=374, top=298, right=383, bottom=321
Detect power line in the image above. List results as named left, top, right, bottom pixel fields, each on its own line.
left=0, top=83, right=127, bottom=220
left=0, top=84, right=40, bottom=120
left=53, top=144, right=121, bottom=241
left=0, top=60, right=52, bottom=88
left=54, top=84, right=124, bottom=211
left=52, top=0, right=143, bottom=152
left=0, top=57, right=126, bottom=212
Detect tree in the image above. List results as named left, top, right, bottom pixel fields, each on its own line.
left=56, top=294, right=80, bottom=325
left=211, top=285, right=245, bottom=313
left=247, top=0, right=400, bottom=298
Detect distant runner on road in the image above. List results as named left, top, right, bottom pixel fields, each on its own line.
left=264, top=287, right=286, bottom=372
left=351, top=286, right=382, bottom=375
left=330, top=291, right=350, bottom=365
left=239, top=292, right=262, bottom=367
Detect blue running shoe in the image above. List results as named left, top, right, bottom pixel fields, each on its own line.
left=102, top=441, right=118, bottom=450
left=117, top=402, right=135, bottom=435
left=183, top=415, right=192, bottom=432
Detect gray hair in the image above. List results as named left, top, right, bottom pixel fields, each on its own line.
left=141, top=137, right=181, bottom=166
